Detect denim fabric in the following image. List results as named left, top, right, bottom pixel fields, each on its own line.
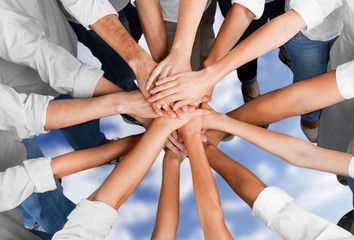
left=285, top=32, right=336, bottom=123
left=18, top=4, right=142, bottom=233
left=19, top=138, right=76, bottom=234
left=31, top=229, right=53, bottom=240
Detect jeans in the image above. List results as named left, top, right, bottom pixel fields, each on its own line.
left=284, top=32, right=336, bottom=123
left=19, top=139, right=76, bottom=234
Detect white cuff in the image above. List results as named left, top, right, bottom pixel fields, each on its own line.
left=68, top=199, right=118, bottom=237
left=291, top=0, right=324, bottom=31
left=348, top=156, right=354, bottom=178
left=232, top=0, right=265, bottom=20
left=252, top=186, right=294, bottom=227
left=23, top=157, right=56, bottom=193
left=25, top=94, right=54, bottom=135
left=61, top=0, right=117, bottom=30
left=72, top=64, right=104, bottom=98
left=336, top=61, right=354, bottom=100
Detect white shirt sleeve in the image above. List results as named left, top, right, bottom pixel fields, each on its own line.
left=336, top=60, right=354, bottom=100
left=0, top=157, right=56, bottom=212
left=290, top=0, right=345, bottom=31
left=60, top=0, right=117, bottom=30
left=53, top=199, right=118, bottom=240
left=0, top=84, right=52, bottom=139
left=0, top=9, right=103, bottom=99
left=252, top=186, right=353, bottom=239
left=231, top=0, right=265, bottom=20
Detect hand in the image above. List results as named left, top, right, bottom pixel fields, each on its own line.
left=122, top=90, right=159, bottom=119
left=165, top=133, right=187, bottom=155
left=148, top=70, right=213, bottom=111
left=153, top=108, right=211, bottom=133
left=145, top=50, right=192, bottom=91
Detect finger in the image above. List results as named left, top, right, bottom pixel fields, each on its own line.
left=172, top=99, right=197, bottom=111
left=171, top=130, right=179, bottom=140
left=149, top=81, right=177, bottom=95
left=162, top=105, right=177, bottom=118
left=165, top=140, right=180, bottom=154
left=200, top=95, right=211, bottom=103
left=152, top=94, right=180, bottom=109
left=146, top=66, right=163, bottom=90
left=168, top=135, right=187, bottom=154
left=155, top=75, right=178, bottom=86
left=149, top=88, right=177, bottom=104
left=174, top=107, right=185, bottom=119
left=153, top=105, right=164, bottom=117
left=159, top=66, right=172, bottom=80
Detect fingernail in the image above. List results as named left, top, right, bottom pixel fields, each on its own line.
left=178, top=113, right=184, bottom=119
left=171, top=113, right=177, bottom=118
left=182, top=106, right=188, bottom=112
left=163, top=104, right=168, bottom=109
left=157, top=105, right=161, bottom=109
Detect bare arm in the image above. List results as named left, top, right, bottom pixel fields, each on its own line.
left=145, top=0, right=209, bottom=89
left=204, top=112, right=353, bottom=177
left=87, top=109, right=209, bottom=210
left=51, top=134, right=141, bottom=179
left=202, top=3, right=255, bottom=67
left=180, top=120, right=232, bottom=240
left=148, top=10, right=307, bottom=109
left=135, top=0, right=169, bottom=63
left=91, top=15, right=156, bottom=98
left=45, top=89, right=158, bottom=130
left=205, top=143, right=266, bottom=208
left=151, top=150, right=184, bottom=240
left=207, top=70, right=346, bottom=145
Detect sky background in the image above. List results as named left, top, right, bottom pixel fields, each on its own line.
left=37, top=5, right=353, bottom=240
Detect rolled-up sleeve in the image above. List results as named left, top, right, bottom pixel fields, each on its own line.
left=0, top=9, right=103, bottom=98
left=336, top=60, right=354, bottom=100
left=232, top=0, right=265, bottom=20
left=252, top=186, right=353, bottom=239
left=0, top=157, right=56, bottom=212
left=290, top=0, right=344, bottom=31
left=60, top=0, right=117, bottom=29
left=0, top=84, right=52, bottom=139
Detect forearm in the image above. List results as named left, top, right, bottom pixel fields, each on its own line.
left=45, top=91, right=130, bottom=130
left=135, top=0, right=169, bottom=63
left=171, top=0, right=208, bottom=57
left=203, top=3, right=254, bottom=67
left=204, top=10, right=306, bottom=86
left=91, top=15, right=154, bottom=97
left=184, top=134, right=231, bottom=239
left=51, top=134, right=141, bottom=179
left=88, top=119, right=171, bottom=210
left=152, top=150, right=181, bottom=240
left=205, top=143, right=266, bottom=208
left=207, top=70, right=345, bottom=146
left=211, top=114, right=352, bottom=176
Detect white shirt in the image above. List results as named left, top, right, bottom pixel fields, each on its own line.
left=159, top=0, right=212, bottom=23
left=287, top=0, right=344, bottom=41
left=0, top=0, right=104, bottom=98
left=231, top=0, right=274, bottom=20
left=0, top=84, right=54, bottom=207
left=291, top=0, right=354, bottom=100
left=253, top=187, right=354, bottom=239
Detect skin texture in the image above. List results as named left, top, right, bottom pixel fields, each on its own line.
left=147, top=10, right=306, bottom=109
left=45, top=89, right=157, bottom=131
left=202, top=111, right=353, bottom=177
left=151, top=150, right=184, bottom=240
left=179, top=118, right=233, bottom=240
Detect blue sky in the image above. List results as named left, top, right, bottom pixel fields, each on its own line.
left=37, top=6, right=353, bottom=240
